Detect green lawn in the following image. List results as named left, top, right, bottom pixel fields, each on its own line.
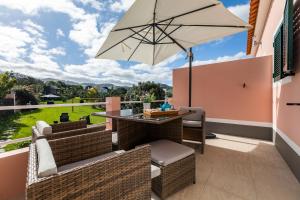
left=0, top=106, right=105, bottom=140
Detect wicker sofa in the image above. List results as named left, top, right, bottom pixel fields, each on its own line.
left=51, top=120, right=87, bottom=132
left=32, top=120, right=106, bottom=142
left=26, top=130, right=151, bottom=200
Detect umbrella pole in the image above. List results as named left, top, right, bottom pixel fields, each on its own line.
left=188, top=47, right=216, bottom=139
left=188, top=48, right=193, bottom=107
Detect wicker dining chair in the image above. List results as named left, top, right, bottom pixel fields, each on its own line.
left=26, top=130, right=151, bottom=200
left=180, top=106, right=206, bottom=154
left=32, top=122, right=106, bottom=142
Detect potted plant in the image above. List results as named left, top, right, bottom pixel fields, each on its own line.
left=141, top=93, right=156, bottom=110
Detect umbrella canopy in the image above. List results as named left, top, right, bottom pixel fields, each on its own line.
left=96, top=0, right=251, bottom=65
left=41, top=94, right=60, bottom=98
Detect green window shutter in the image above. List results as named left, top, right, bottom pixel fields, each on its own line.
left=283, top=0, right=294, bottom=74
left=273, top=24, right=284, bottom=82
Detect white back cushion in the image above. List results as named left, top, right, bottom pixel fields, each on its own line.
left=32, top=126, right=43, bottom=138
left=36, top=139, right=57, bottom=178
left=179, top=107, right=204, bottom=121
left=36, top=121, right=52, bottom=136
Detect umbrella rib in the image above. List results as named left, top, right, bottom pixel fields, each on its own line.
left=156, top=25, right=182, bottom=43
left=131, top=36, right=152, bottom=43
left=157, top=24, right=249, bottom=29
left=155, top=24, right=186, bottom=52
left=156, top=18, right=174, bottom=42
left=95, top=25, right=151, bottom=57
left=128, top=26, right=152, bottom=61
left=129, top=28, right=152, bottom=43
left=113, top=24, right=151, bottom=32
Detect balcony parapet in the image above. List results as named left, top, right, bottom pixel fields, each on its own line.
left=0, top=148, right=28, bottom=200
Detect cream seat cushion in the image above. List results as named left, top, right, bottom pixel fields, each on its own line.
left=36, top=139, right=57, bottom=178
left=183, top=120, right=202, bottom=128
left=58, top=150, right=125, bottom=172
left=112, top=132, right=118, bottom=145
left=36, top=121, right=52, bottom=136
left=151, top=165, right=161, bottom=179
left=149, top=140, right=195, bottom=166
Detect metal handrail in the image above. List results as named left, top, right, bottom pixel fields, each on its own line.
left=121, top=100, right=164, bottom=104
left=0, top=102, right=107, bottom=111
left=0, top=100, right=165, bottom=111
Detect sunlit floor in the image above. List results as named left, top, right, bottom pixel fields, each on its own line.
left=152, top=134, right=300, bottom=200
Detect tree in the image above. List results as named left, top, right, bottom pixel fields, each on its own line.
left=0, top=72, right=16, bottom=99
left=87, top=87, right=99, bottom=98
left=15, top=88, right=38, bottom=105
left=126, top=81, right=165, bottom=101
left=110, top=87, right=128, bottom=101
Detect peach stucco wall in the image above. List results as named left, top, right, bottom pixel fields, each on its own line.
left=256, top=0, right=286, bottom=56
left=105, top=97, right=120, bottom=129
left=173, top=56, right=273, bottom=123
left=0, top=148, right=28, bottom=200
left=257, top=0, right=300, bottom=146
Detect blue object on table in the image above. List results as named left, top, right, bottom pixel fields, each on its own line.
left=161, top=102, right=172, bottom=111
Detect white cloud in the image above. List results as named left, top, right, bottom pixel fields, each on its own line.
left=69, top=17, right=116, bottom=58
left=0, top=0, right=107, bottom=59
left=130, top=53, right=183, bottom=73
left=0, top=26, right=32, bottom=61
left=0, top=0, right=87, bottom=21
left=23, top=19, right=44, bottom=32
left=84, top=22, right=116, bottom=58
left=63, top=57, right=169, bottom=86
left=228, top=3, right=250, bottom=22
left=0, top=20, right=67, bottom=81
left=110, top=0, right=135, bottom=12
left=77, top=0, right=103, bottom=11
left=69, top=14, right=100, bottom=47
left=56, top=29, right=65, bottom=38
left=47, top=47, right=66, bottom=56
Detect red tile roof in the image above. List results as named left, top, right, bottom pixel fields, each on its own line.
left=247, top=0, right=260, bottom=55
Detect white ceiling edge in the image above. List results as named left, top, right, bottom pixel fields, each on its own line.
left=250, top=0, right=273, bottom=56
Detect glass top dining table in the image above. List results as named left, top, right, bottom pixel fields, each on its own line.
left=92, top=109, right=193, bottom=125
left=92, top=109, right=194, bottom=150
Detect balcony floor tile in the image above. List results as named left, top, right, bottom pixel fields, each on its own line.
left=161, top=134, right=300, bottom=200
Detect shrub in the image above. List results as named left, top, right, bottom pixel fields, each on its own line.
left=4, top=140, right=31, bottom=152
left=15, top=89, right=38, bottom=105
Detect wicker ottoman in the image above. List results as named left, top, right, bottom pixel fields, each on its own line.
left=149, top=140, right=196, bottom=199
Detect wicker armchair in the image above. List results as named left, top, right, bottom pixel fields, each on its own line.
left=26, top=130, right=151, bottom=200
left=32, top=123, right=106, bottom=142
left=180, top=107, right=206, bottom=153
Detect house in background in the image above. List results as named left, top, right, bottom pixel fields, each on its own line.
left=173, top=0, right=300, bottom=181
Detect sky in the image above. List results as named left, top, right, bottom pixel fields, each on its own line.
left=0, top=0, right=250, bottom=86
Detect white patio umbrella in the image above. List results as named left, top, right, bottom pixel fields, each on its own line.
left=96, top=0, right=251, bottom=106
left=41, top=94, right=60, bottom=98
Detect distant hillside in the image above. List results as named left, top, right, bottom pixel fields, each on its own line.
left=11, top=73, right=44, bottom=86
left=42, top=78, right=80, bottom=86
left=160, top=83, right=172, bottom=90
left=2, top=72, right=172, bottom=90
